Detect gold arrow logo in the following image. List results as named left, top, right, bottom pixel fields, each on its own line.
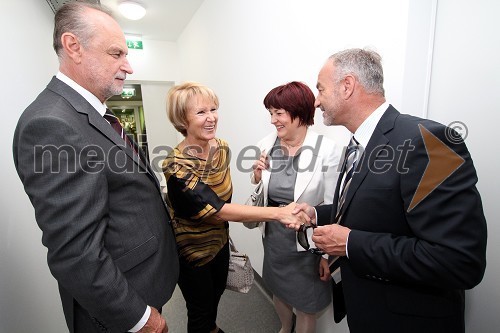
left=407, top=124, right=465, bottom=212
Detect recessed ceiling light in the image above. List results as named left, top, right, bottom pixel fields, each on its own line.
left=118, top=1, right=147, bottom=21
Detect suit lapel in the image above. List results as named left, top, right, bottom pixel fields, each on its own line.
left=338, top=106, right=399, bottom=222
left=294, top=130, right=320, bottom=201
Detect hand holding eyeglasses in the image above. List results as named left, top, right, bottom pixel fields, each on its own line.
left=312, top=224, right=351, bottom=257
left=291, top=203, right=351, bottom=256
left=297, top=223, right=324, bottom=255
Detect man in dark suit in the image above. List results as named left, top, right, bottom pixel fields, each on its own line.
left=294, top=48, right=487, bottom=332
left=12, top=3, right=178, bottom=332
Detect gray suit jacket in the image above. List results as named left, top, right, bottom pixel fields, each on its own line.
left=13, top=77, right=179, bottom=332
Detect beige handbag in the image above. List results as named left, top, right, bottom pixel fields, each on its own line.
left=226, top=238, right=254, bottom=293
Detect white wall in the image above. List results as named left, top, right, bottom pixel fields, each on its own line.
left=139, top=81, right=176, bottom=186
left=0, top=1, right=65, bottom=332
left=127, top=39, right=179, bottom=81
left=426, top=0, right=500, bottom=330
left=125, top=37, right=181, bottom=187
left=401, top=0, right=437, bottom=118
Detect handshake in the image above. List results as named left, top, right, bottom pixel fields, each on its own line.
left=275, top=202, right=316, bottom=230
left=275, top=203, right=350, bottom=257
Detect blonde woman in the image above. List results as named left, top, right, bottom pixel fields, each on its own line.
left=162, top=82, right=308, bottom=333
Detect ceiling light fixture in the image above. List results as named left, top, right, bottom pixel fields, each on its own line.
left=118, top=1, right=147, bottom=21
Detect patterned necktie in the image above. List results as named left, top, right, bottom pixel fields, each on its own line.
left=103, top=109, right=138, bottom=156
left=334, top=137, right=359, bottom=224
left=329, top=137, right=360, bottom=288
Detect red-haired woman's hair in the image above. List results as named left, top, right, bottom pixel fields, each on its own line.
left=263, top=81, right=315, bottom=126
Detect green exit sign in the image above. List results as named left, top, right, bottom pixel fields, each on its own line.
left=127, top=40, right=143, bottom=50
left=121, top=88, right=136, bottom=99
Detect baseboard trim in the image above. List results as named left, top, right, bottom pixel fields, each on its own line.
left=252, top=269, right=273, bottom=304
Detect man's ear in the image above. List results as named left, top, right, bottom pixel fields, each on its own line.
left=342, top=75, right=355, bottom=99
left=61, top=32, right=82, bottom=64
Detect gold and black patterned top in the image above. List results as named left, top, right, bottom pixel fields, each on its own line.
left=162, top=138, right=232, bottom=267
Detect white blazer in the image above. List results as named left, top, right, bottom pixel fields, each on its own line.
left=251, top=129, right=341, bottom=250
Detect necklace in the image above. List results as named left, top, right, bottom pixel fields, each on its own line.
left=281, top=138, right=304, bottom=149
left=180, top=140, right=212, bottom=159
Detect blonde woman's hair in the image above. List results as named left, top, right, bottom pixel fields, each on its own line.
left=166, top=82, right=219, bottom=136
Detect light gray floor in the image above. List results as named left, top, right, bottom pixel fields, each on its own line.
left=163, top=278, right=281, bottom=333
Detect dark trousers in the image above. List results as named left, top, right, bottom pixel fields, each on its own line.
left=178, top=242, right=229, bottom=333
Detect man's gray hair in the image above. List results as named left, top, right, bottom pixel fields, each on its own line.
left=329, top=48, right=385, bottom=96
left=53, top=2, right=112, bottom=58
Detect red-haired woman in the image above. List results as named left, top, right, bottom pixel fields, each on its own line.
left=251, top=81, right=341, bottom=333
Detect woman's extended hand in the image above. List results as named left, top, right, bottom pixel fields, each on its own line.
left=286, top=203, right=316, bottom=230
left=252, top=150, right=268, bottom=183
left=276, top=202, right=311, bottom=227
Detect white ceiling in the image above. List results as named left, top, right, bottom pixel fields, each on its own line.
left=100, top=0, right=204, bottom=41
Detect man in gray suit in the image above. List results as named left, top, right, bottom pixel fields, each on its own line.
left=12, top=3, right=178, bottom=332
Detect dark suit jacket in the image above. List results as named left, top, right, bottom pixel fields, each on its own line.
left=317, top=105, right=487, bottom=333
left=13, top=77, right=179, bottom=332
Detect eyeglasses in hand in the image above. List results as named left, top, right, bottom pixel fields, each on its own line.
left=297, top=224, right=324, bottom=255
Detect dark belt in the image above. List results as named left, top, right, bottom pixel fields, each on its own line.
left=267, top=198, right=289, bottom=207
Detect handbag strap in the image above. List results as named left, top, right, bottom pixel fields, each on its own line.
left=228, top=237, right=237, bottom=252
left=254, top=180, right=264, bottom=195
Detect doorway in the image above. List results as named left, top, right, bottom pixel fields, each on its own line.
left=106, top=84, right=149, bottom=160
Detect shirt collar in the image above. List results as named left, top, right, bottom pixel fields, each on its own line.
left=353, top=101, right=390, bottom=149
left=56, top=72, right=107, bottom=117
